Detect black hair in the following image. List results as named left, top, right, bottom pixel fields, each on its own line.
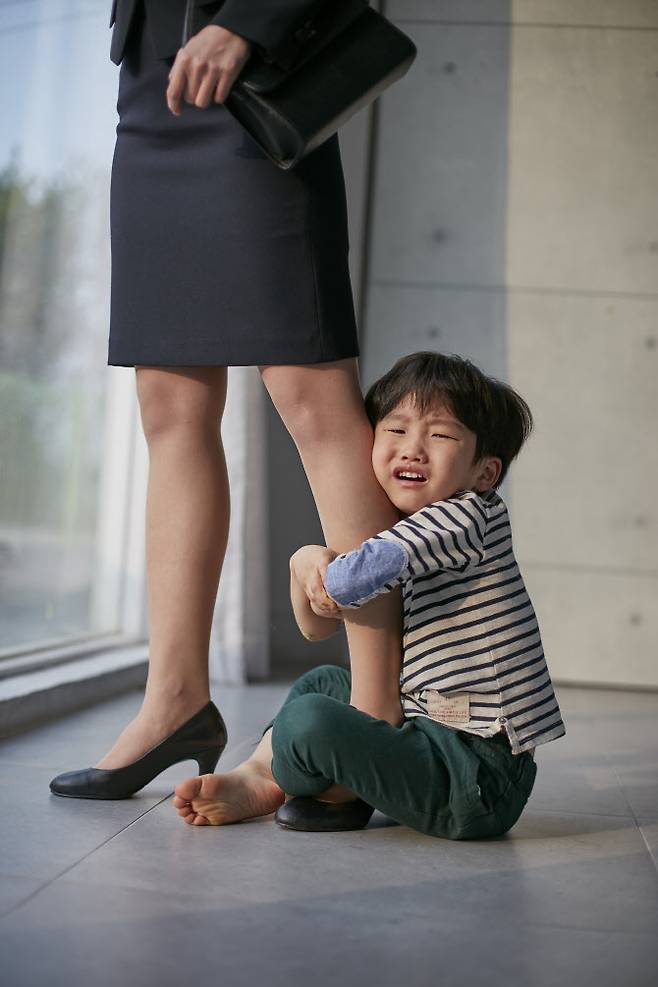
left=363, top=351, right=533, bottom=488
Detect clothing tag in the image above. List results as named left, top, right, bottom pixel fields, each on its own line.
left=426, top=691, right=470, bottom=725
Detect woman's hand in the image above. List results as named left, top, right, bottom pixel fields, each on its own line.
left=290, top=546, right=343, bottom=620
left=166, top=25, right=252, bottom=116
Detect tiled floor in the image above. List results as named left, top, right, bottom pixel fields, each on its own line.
left=1, top=680, right=657, bottom=986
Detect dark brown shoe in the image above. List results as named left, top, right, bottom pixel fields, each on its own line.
left=274, top=795, right=374, bottom=831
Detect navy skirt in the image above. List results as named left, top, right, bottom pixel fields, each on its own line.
left=108, top=1, right=360, bottom=367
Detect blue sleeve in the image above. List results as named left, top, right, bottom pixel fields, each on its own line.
left=324, top=539, right=409, bottom=610
left=323, top=491, right=489, bottom=609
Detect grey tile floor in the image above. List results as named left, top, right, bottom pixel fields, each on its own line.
left=1, top=680, right=657, bottom=986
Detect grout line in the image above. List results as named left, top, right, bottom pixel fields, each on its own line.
left=521, top=563, right=658, bottom=579
left=0, top=881, right=53, bottom=923
left=392, top=18, right=658, bottom=33
left=606, top=758, right=658, bottom=879
left=605, top=756, right=641, bottom=824
left=371, top=278, right=658, bottom=302
left=551, top=675, right=658, bottom=700
left=0, top=798, right=165, bottom=923
left=523, top=559, right=658, bottom=579
left=636, top=822, right=658, bottom=879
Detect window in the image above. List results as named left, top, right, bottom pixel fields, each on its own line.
left=0, top=0, right=147, bottom=665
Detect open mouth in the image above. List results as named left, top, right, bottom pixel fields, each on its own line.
left=393, top=468, right=428, bottom=484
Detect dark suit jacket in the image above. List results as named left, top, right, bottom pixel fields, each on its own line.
left=109, top=0, right=326, bottom=66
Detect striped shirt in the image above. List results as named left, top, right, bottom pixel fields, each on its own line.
left=324, top=487, right=566, bottom=755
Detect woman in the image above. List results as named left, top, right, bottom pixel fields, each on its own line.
left=49, top=0, right=403, bottom=805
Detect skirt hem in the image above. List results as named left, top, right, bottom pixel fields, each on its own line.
left=107, top=346, right=361, bottom=368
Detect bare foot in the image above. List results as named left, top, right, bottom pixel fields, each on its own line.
left=173, top=760, right=285, bottom=826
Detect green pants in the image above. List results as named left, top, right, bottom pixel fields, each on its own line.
left=261, top=664, right=538, bottom=840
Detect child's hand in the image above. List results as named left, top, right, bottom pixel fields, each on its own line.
left=290, top=545, right=343, bottom=620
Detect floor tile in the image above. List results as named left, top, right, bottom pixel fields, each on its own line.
left=0, top=762, right=165, bottom=881
left=606, top=756, right=658, bottom=819
left=45, top=805, right=658, bottom=934
left=527, top=755, right=633, bottom=817
left=1, top=681, right=658, bottom=985
left=0, top=874, right=48, bottom=919
left=0, top=876, right=657, bottom=987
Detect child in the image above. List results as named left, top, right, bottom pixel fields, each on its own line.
left=174, top=351, right=565, bottom=839
left=278, top=350, right=565, bottom=836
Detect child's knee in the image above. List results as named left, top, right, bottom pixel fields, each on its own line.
left=270, top=693, right=348, bottom=793
left=272, top=692, right=343, bottom=754
left=291, top=663, right=350, bottom=696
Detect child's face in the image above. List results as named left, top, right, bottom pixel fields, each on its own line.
left=371, top=395, right=500, bottom=515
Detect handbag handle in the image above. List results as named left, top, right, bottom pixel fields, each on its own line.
left=181, top=0, right=194, bottom=48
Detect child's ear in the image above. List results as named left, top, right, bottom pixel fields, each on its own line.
left=475, top=456, right=502, bottom=491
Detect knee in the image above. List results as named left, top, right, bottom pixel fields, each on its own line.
left=268, top=388, right=330, bottom=445
left=273, top=693, right=341, bottom=751
left=135, top=367, right=227, bottom=440
left=259, top=365, right=365, bottom=447
left=293, top=663, right=349, bottom=693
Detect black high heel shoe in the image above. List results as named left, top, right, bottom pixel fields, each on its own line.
left=49, top=700, right=228, bottom=800
left=274, top=796, right=375, bottom=832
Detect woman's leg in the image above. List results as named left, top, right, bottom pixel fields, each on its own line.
left=258, top=358, right=404, bottom=726
left=95, top=365, right=230, bottom=769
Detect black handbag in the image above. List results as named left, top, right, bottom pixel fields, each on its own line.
left=181, top=0, right=417, bottom=170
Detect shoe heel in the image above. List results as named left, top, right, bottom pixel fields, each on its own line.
left=195, top=747, right=222, bottom=775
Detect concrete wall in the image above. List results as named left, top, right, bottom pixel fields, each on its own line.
left=360, top=0, right=658, bottom=688
left=268, top=1, right=658, bottom=688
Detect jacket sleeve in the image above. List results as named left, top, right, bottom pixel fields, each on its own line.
left=323, top=491, right=489, bottom=610
left=210, top=0, right=328, bottom=53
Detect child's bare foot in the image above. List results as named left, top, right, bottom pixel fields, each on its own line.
left=173, top=759, right=285, bottom=826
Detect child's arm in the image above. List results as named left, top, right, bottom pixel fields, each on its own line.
left=324, top=490, right=489, bottom=609
left=289, top=545, right=344, bottom=641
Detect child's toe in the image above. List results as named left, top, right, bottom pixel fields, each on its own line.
left=175, top=776, right=203, bottom=801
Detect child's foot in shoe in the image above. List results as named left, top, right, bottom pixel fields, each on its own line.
left=173, top=760, right=285, bottom=826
